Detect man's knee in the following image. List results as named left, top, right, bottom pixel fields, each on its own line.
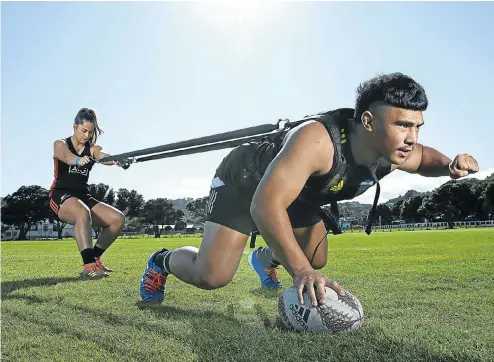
left=310, top=256, right=328, bottom=270
left=196, top=270, right=233, bottom=290
left=114, top=212, right=125, bottom=228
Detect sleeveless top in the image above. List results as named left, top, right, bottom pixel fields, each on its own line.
left=50, top=137, right=95, bottom=193
left=214, top=108, right=393, bottom=234
left=215, top=108, right=391, bottom=205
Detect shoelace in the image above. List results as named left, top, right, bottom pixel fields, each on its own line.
left=95, top=258, right=109, bottom=271
left=144, top=269, right=166, bottom=292
left=85, top=264, right=105, bottom=276
left=264, top=267, right=280, bottom=283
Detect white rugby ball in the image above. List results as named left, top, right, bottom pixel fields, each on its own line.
left=278, top=286, right=364, bottom=333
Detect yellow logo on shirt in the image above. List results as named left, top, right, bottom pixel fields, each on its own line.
left=330, top=180, right=344, bottom=192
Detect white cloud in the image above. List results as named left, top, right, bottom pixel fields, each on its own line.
left=167, top=177, right=211, bottom=199
left=350, top=168, right=494, bottom=205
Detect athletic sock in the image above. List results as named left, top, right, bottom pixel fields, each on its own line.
left=93, top=245, right=106, bottom=258
left=256, top=247, right=280, bottom=269
left=81, top=248, right=97, bottom=265
left=153, top=249, right=173, bottom=274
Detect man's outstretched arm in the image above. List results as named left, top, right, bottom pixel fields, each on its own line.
left=395, top=144, right=479, bottom=178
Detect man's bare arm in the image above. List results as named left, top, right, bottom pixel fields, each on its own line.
left=395, top=144, right=478, bottom=178
left=395, top=144, right=451, bottom=177
left=250, top=121, right=333, bottom=276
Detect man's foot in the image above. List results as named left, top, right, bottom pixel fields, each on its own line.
left=248, top=248, right=282, bottom=288
left=140, top=249, right=168, bottom=303
left=81, top=262, right=109, bottom=280
left=95, top=257, right=113, bottom=272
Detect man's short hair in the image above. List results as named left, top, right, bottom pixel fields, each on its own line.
left=354, top=72, right=428, bottom=122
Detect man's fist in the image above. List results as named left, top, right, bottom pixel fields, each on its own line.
left=449, top=154, right=479, bottom=179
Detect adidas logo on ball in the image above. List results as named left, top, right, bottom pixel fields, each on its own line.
left=279, top=286, right=365, bottom=333
left=289, top=304, right=311, bottom=331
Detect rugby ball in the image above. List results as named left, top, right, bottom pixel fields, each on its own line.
left=278, top=286, right=364, bottom=333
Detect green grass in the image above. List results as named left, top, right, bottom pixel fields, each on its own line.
left=2, top=229, right=494, bottom=362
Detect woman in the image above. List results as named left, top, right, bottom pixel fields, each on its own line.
left=49, top=108, right=129, bottom=279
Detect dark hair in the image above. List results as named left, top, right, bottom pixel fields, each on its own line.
left=354, top=72, right=428, bottom=122
left=74, top=108, right=103, bottom=145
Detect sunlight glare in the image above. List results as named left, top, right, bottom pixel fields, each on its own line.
left=191, top=1, right=279, bottom=58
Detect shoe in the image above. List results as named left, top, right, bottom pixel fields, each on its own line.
left=81, top=262, right=109, bottom=280
left=95, top=257, right=113, bottom=272
left=247, top=247, right=282, bottom=288
left=139, top=250, right=168, bottom=303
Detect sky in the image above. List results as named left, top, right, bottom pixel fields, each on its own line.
left=2, top=1, right=493, bottom=205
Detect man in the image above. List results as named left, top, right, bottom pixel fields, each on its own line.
left=139, top=73, right=478, bottom=307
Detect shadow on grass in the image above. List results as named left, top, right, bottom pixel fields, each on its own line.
left=137, top=301, right=482, bottom=362
left=1, top=277, right=82, bottom=295
left=2, top=279, right=486, bottom=362
left=250, top=287, right=283, bottom=299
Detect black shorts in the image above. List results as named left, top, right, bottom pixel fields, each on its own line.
left=49, top=189, right=100, bottom=216
left=205, top=176, right=322, bottom=235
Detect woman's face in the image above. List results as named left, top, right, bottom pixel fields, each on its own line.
left=73, top=120, right=95, bottom=144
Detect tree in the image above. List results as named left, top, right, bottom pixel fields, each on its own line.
left=1, top=185, right=50, bottom=240
left=105, top=188, right=116, bottom=207
left=400, top=195, right=424, bottom=223
left=47, top=213, right=66, bottom=240
left=87, top=183, right=116, bottom=237
left=420, top=182, right=461, bottom=226
left=115, top=188, right=145, bottom=218
left=125, top=217, right=148, bottom=234
left=391, top=199, right=404, bottom=220
left=87, top=183, right=113, bottom=204
left=470, top=181, right=489, bottom=220
left=482, top=178, right=494, bottom=219
left=375, top=204, right=393, bottom=225
left=186, top=196, right=208, bottom=223
left=417, top=196, right=438, bottom=222
left=450, top=181, right=477, bottom=220
left=175, top=220, right=187, bottom=231
left=141, top=198, right=184, bottom=238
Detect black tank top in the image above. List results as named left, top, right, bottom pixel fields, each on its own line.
left=50, top=137, right=95, bottom=192
left=297, top=108, right=392, bottom=206
left=215, top=108, right=392, bottom=206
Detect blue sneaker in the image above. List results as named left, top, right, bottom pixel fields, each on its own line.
left=140, top=250, right=168, bottom=303
left=248, top=248, right=282, bottom=288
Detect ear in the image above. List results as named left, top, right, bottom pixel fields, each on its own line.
left=361, top=111, right=375, bottom=132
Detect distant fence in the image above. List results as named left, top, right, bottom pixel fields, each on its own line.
left=351, top=219, right=494, bottom=232
left=3, top=220, right=493, bottom=241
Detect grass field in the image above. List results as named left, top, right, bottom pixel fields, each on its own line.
left=2, top=229, right=494, bottom=362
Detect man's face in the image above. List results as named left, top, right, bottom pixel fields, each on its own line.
left=368, top=104, right=424, bottom=165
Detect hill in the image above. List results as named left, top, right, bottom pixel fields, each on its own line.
left=385, top=189, right=427, bottom=206
left=172, top=197, right=194, bottom=222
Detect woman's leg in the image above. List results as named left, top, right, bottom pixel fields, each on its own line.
left=90, top=202, right=125, bottom=271
left=55, top=195, right=108, bottom=279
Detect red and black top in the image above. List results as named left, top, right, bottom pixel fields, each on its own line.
left=49, top=137, right=95, bottom=194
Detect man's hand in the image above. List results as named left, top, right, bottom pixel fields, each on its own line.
left=449, top=154, right=479, bottom=179
left=293, top=266, right=345, bottom=307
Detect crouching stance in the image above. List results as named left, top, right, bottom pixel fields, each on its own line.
left=140, top=73, right=478, bottom=306
left=49, top=108, right=128, bottom=279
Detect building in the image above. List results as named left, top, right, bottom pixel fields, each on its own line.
left=185, top=223, right=205, bottom=234
left=1, top=219, right=95, bottom=240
